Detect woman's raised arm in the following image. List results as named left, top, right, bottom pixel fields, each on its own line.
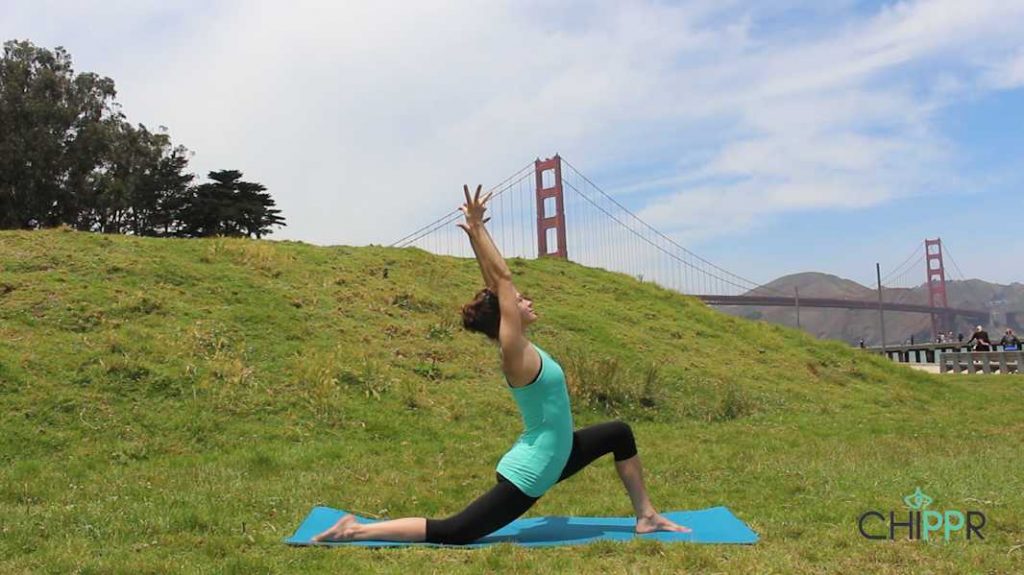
left=458, top=185, right=507, bottom=289
left=458, top=185, right=536, bottom=381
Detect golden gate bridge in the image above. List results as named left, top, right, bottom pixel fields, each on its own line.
left=391, top=155, right=995, bottom=338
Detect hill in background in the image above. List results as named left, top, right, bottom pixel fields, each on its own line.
left=718, top=272, right=1024, bottom=346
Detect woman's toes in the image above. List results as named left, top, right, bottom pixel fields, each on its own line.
left=636, top=514, right=691, bottom=534
left=313, top=514, right=357, bottom=542
left=661, top=518, right=691, bottom=533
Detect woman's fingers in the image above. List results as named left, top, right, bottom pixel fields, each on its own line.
left=462, top=184, right=491, bottom=210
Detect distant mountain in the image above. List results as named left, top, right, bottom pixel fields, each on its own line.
left=715, top=272, right=1024, bottom=346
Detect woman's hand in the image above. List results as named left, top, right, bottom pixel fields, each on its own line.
left=457, top=184, right=492, bottom=233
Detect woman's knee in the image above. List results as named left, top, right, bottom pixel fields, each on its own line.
left=610, top=420, right=638, bottom=461
left=608, top=420, right=634, bottom=442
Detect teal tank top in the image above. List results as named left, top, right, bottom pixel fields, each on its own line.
left=496, top=343, right=574, bottom=497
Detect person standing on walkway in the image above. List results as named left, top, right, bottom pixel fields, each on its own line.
left=967, top=326, right=992, bottom=352
left=999, top=329, right=1020, bottom=351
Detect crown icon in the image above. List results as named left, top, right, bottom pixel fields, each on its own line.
left=903, top=487, right=933, bottom=511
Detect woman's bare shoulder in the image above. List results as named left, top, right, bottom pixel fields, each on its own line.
left=501, top=339, right=542, bottom=388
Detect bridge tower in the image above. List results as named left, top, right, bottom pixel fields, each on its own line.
left=925, top=238, right=950, bottom=335
left=534, top=155, right=568, bottom=259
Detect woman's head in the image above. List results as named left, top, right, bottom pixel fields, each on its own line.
left=461, top=287, right=537, bottom=340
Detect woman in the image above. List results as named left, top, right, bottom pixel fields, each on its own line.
left=314, top=185, right=688, bottom=545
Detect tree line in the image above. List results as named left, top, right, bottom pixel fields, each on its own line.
left=0, top=40, right=285, bottom=238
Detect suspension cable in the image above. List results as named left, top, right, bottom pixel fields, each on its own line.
left=560, top=158, right=785, bottom=296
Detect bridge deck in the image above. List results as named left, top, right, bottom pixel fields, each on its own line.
left=699, top=294, right=988, bottom=322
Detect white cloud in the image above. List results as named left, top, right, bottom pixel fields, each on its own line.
left=983, top=48, right=1024, bottom=89
left=625, top=0, right=1024, bottom=242
left=2, top=0, right=1023, bottom=254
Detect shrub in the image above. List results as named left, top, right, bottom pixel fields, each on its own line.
left=411, top=360, right=443, bottom=381
left=562, top=350, right=665, bottom=418
left=390, top=292, right=439, bottom=313
left=426, top=315, right=457, bottom=340
left=675, top=376, right=759, bottom=423
left=711, top=382, right=754, bottom=421
left=339, top=359, right=391, bottom=399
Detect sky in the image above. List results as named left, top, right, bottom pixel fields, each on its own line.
left=3, top=0, right=1023, bottom=286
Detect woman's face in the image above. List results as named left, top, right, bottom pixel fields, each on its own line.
left=516, top=292, right=537, bottom=326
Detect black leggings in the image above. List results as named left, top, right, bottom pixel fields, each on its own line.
left=425, top=420, right=638, bottom=545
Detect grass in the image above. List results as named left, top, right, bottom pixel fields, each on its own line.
left=0, top=227, right=1022, bottom=574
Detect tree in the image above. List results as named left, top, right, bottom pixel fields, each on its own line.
left=1, top=40, right=284, bottom=239
left=177, top=170, right=285, bottom=238
left=0, top=40, right=119, bottom=229
left=82, top=122, right=193, bottom=236
left=138, top=142, right=193, bottom=237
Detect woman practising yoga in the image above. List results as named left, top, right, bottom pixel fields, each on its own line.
left=314, top=185, right=689, bottom=545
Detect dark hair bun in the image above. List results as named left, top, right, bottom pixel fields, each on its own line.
left=461, top=288, right=500, bottom=340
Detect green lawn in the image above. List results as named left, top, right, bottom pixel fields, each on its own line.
left=1, top=228, right=1021, bottom=574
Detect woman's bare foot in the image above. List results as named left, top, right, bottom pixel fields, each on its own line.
left=313, top=514, right=360, bottom=542
left=635, top=512, right=691, bottom=534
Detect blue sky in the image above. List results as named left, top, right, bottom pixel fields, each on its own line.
left=634, top=85, right=1024, bottom=287
left=3, top=0, right=1022, bottom=285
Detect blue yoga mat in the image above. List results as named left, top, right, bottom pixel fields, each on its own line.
left=285, top=505, right=758, bottom=547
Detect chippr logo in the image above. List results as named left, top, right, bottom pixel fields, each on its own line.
left=858, top=488, right=986, bottom=541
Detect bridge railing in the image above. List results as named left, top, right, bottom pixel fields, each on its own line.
left=868, top=343, right=1021, bottom=364
left=939, top=351, right=1023, bottom=374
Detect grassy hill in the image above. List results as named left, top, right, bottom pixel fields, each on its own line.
left=1, top=228, right=1022, bottom=574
